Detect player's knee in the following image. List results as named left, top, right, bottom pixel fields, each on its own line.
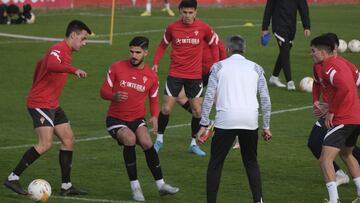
left=192, top=107, right=201, bottom=117
left=121, top=134, right=136, bottom=145
left=62, top=136, right=75, bottom=149
left=339, top=149, right=352, bottom=160
left=36, top=141, right=53, bottom=154
left=162, top=106, right=172, bottom=114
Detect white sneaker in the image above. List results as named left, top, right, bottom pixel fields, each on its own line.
left=158, top=183, right=179, bottom=196
left=287, top=81, right=296, bottom=91
left=335, top=169, right=350, bottom=186
left=269, top=76, right=286, bottom=88
left=132, top=187, right=145, bottom=202
left=352, top=197, right=360, bottom=203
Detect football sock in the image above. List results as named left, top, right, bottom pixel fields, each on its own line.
left=59, top=150, right=73, bottom=183
left=181, top=101, right=192, bottom=114
left=13, top=147, right=40, bottom=176
left=158, top=112, right=169, bottom=134
left=144, top=146, right=163, bottom=180
left=191, top=116, right=201, bottom=138
left=8, top=172, right=19, bottom=181
left=123, top=145, right=137, bottom=181
left=156, top=134, right=163, bottom=143
left=146, top=3, right=151, bottom=12
left=61, top=182, right=72, bottom=190
left=190, top=138, right=197, bottom=146
left=164, top=3, right=170, bottom=10
left=156, top=179, right=165, bottom=190
left=354, top=177, right=360, bottom=196
left=130, top=180, right=141, bottom=190
left=326, top=181, right=339, bottom=202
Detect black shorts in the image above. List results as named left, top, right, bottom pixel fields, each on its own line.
left=28, top=107, right=69, bottom=128
left=202, top=73, right=210, bottom=87
left=323, top=124, right=360, bottom=148
left=164, top=76, right=203, bottom=98
left=106, top=117, right=147, bottom=145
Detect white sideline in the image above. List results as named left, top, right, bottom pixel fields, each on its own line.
left=0, top=32, right=110, bottom=44
left=0, top=106, right=312, bottom=150
left=52, top=195, right=138, bottom=203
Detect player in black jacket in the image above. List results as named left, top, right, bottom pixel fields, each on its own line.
left=261, top=0, right=311, bottom=90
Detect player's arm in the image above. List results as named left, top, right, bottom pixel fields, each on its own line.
left=205, top=27, right=219, bottom=63
left=100, top=67, right=128, bottom=102
left=148, top=77, right=160, bottom=133
left=152, top=27, right=171, bottom=72
left=47, top=49, right=81, bottom=75
left=256, top=65, right=271, bottom=134
left=298, top=0, right=311, bottom=37
left=261, top=0, right=274, bottom=33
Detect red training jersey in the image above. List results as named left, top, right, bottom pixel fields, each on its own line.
left=202, top=34, right=227, bottom=74
left=100, top=60, right=160, bottom=121
left=312, top=55, right=359, bottom=104
left=153, top=19, right=219, bottom=79
left=27, top=40, right=78, bottom=109
left=320, top=56, right=360, bottom=124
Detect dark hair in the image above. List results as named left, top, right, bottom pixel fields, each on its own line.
left=65, top=20, right=92, bottom=37
left=322, top=32, right=339, bottom=47
left=310, top=35, right=334, bottom=54
left=226, top=35, right=246, bottom=54
left=129, top=36, right=149, bottom=50
left=179, top=0, right=197, bottom=10
left=6, top=4, right=19, bottom=15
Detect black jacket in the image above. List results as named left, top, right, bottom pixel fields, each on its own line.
left=262, top=0, right=311, bottom=34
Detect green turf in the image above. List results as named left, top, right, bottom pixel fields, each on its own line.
left=1, top=4, right=360, bottom=203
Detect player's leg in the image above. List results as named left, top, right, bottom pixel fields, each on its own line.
left=339, top=125, right=360, bottom=201
left=207, top=128, right=235, bottom=203
left=4, top=108, right=55, bottom=195
left=155, top=76, right=182, bottom=152
left=268, top=31, right=288, bottom=88
left=53, top=108, right=87, bottom=196
left=162, top=0, right=175, bottom=16
left=176, top=87, right=192, bottom=114
left=136, top=123, right=179, bottom=196
left=141, top=0, right=151, bottom=16
left=107, top=117, right=144, bottom=201
left=238, top=129, right=264, bottom=203
left=186, top=78, right=206, bottom=156
left=307, top=119, right=348, bottom=186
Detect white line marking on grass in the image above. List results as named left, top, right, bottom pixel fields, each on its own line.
left=52, top=195, right=138, bottom=203
left=0, top=106, right=312, bottom=150
left=0, top=32, right=110, bottom=44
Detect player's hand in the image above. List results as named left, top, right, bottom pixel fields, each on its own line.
left=152, top=65, right=158, bottom=73
left=149, top=116, right=158, bottom=135
left=304, top=29, right=311, bottom=37
left=261, top=30, right=269, bottom=37
left=196, top=127, right=207, bottom=144
left=75, top=69, right=87, bottom=78
left=262, top=129, right=272, bottom=141
left=325, top=112, right=334, bottom=129
left=113, top=91, right=128, bottom=102
left=313, top=101, right=328, bottom=118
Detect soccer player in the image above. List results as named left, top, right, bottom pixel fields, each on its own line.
left=152, top=33, right=226, bottom=152
left=261, top=0, right=311, bottom=90
left=307, top=32, right=360, bottom=187
left=152, top=0, right=220, bottom=156
left=3, top=20, right=90, bottom=196
left=140, top=0, right=175, bottom=17
left=198, top=35, right=272, bottom=203
left=100, top=36, right=179, bottom=202
left=310, top=35, right=360, bottom=203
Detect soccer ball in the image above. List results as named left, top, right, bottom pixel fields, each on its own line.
left=299, top=77, right=313, bottom=93
left=28, top=179, right=51, bottom=202
left=338, top=39, right=347, bottom=53
left=26, top=12, right=36, bottom=24
left=348, top=39, right=360, bottom=52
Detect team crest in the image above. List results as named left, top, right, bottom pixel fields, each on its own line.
left=194, top=30, right=199, bottom=36
left=143, top=76, right=148, bottom=83
left=40, top=117, right=45, bottom=124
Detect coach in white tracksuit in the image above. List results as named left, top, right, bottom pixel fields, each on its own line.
left=197, top=35, right=272, bottom=203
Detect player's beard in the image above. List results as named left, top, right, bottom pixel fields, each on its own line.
left=130, top=58, right=144, bottom=67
